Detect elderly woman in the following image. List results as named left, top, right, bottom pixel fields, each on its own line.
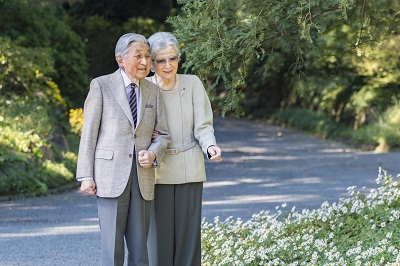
left=146, top=32, right=222, bottom=266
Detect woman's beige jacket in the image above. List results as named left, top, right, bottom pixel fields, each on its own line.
left=147, top=74, right=217, bottom=184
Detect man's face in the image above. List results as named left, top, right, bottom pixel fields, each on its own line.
left=117, top=42, right=150, bottom=82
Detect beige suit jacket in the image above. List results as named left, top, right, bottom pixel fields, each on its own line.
left=76, top=69, right=170, bottom=200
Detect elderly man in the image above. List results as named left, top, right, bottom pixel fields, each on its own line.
left=76, top=33, right=170, bottom=266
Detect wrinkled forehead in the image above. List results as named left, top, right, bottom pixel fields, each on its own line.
left=128, top=42, right=149, bottom=53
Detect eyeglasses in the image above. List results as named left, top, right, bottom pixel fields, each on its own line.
left=152, top=55, right=179, bottom=65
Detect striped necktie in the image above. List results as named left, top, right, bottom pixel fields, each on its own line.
left=129, top=83, right=137, bottom=127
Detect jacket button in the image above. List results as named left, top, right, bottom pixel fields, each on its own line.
left=134, top=134, right=136, bottom=138
left=129, top=154, right=132, bottom=158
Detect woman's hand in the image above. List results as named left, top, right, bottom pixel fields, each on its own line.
left=208, top=146, right=222, bottom=162
left=151, top=130, right=160, bottom=140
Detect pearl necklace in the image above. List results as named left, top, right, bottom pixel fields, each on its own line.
left=154, top=75, right=176, bottom=91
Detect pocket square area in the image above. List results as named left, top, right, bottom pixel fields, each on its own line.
left=145, top=104, right=154, bottom=108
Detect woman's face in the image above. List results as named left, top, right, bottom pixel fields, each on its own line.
left=152, top=45, right=179, bottom=81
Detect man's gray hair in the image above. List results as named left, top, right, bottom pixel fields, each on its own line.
left=147, top=32, right=181, bottom=58
left=115, top=33, right=149, bottom=57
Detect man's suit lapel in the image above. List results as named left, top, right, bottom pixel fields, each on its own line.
left=137, top=80, right=150, bottom=126
left=109, top=70, right=134, bottom=127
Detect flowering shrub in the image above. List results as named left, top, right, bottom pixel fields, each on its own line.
left=202, top=168, right=400, bottom=265
left=69, top=108, right=84, bottom=136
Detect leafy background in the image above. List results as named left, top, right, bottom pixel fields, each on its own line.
left=0, top=0, right=399, bottom=197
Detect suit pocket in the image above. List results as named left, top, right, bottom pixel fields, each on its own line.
left=95, top=149, right=114, bottom=160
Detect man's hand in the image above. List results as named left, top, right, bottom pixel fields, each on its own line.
left=138, top=150, right=156, bottom=168
left=208, top=146, right=222, bottom=162
left=80, top=179, right=96, bottom=195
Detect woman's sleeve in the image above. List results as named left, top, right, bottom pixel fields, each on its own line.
left=192, top=76, right=217, bottom=155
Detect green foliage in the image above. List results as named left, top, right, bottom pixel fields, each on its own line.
left=353, top=104, right=400, bottom=150
left=0, top=95, right=61, bottom=138
left=67, top=0, right=174, bottom=24
left=0, top=0, right=180, bottom=197
left=268, top=107, right=400, bottom=150
left=37, top=159, right=75, bottom=189
left=67, top=0, right=172, bottom=78
left=67, top=14, right=121, bottom=78
left=169, top=0, right=400, bottom=128
left=201, top=169, right=400, bottom=265
left=0, top=0, right=89, bottom=107
left=168, top=0, right=346, bottom=115
left=0, top=149, right=28, bottom=165
left=69, top=108, right=84, bottom=136
left=61, top=151, right=78, bottom=174
left=350, top=36, right=400, bottom=127
left=66, top=14, right=167, bottom=78
left=0, top=37, right=65, bottom=106
left=291, top=25, right=400, bottom=129
left=0, top=167, right=47, bottom=196
left=0, top=0, right=177, bottom=198
left=0, top=6, right=81, bottom=197
left=0, top=125, right=45, bottom=159
left=269, top=108, right=351, bottom=139
left=0, top=96, right=77, bottom=197
left=0, top=156, right=75, bottom=197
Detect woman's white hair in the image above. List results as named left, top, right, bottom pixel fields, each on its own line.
left=147, top=32, right=181, bottom=58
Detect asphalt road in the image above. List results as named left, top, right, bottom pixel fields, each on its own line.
left=1, top=117, right=399, bottom=265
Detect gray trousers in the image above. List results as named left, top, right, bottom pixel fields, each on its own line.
left=148, top=182, right=203, bottom=266
left=97, top=161, right=150, bottom=266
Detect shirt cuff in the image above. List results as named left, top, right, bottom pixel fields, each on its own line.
left=207, top=145, right=215, bottom=159
left=77, top=177, right=94, bottom=182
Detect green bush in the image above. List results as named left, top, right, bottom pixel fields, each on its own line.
left=269, top=108, right=350, bottom=139
left=0, top=96, right=77, bottom=197
left=0, top=166, right=47, bottom=196
left=36, top=160, right=75, bottom=190
left=268, top=107, right=400, bottom=151
left=0, top=37, right=66, bottom=109
left=0, top=152, right=77, bottom=197
left=62, top=151, right=78, bottom=174
left=353, top=105, right=400, bottom=151
left=0, top=147, right=77, bottom=197
left=0, top=0, right=84, bottom=197
left=0, top=96, right=59, bottom=156
left=0, top=0, right=89, bottom=107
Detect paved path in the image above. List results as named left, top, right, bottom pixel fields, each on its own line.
left=0, top=117, right=399, bottom=265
